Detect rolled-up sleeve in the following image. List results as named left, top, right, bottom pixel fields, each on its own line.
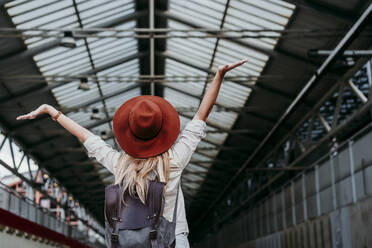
left=171, top=117, right=207, bottom=169
left=83, top=134, right=122, bottom=174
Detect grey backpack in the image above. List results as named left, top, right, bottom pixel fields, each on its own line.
left=104, top=180, right=179, bottom=248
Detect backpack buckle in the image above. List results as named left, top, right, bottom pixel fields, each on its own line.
left=111, top=233, right=119, bottom=243
left=149, top=229, right=157, bottom=240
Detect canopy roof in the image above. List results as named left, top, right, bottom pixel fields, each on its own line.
left=0, top=0, right=370, bottom=238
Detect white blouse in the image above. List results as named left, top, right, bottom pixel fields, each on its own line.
left=83, top=118, right=207, bottom=235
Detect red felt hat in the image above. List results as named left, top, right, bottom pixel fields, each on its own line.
left=113, top=95, right=180, bottom=158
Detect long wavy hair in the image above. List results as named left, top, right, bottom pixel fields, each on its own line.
left=114, top=151, right=171, bottom=205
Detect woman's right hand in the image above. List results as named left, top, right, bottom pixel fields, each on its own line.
left=16, top=104, right=93, bottom=143
left=16, top=104, right=51, bottom=120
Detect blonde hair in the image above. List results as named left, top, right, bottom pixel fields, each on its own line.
left=114, top=151, right=171, bottom=205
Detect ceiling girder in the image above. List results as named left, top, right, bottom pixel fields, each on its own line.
left=158, top=52, right=313, bottom=110
left=2, top=52, right=145, bottom=106
left=156, top=10, right=317, bottom=68
left=191, top=3, right=372, bottom=231
left=0, top=10, right=147, bottom=63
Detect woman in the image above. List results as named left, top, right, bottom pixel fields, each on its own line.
left=16, top=59, right=247, bottom=247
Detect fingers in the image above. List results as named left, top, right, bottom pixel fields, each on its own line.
left=16, top=115, right=31, bottom=120
left=228, top=58, right=248, bottom=70
left=16, top=112, right=36, bottom=120
left=16, top=105, right=47, bottom=120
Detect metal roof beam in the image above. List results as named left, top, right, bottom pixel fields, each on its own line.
left=1, top=52, right=144, bottom=105
left=192, top=3, right=372, bottom=230
left=0, top=10, right=147, bottom=62
left=156, top=10, right=316, bottom=68
left=158, top=51, right=312, bottom=109
left=165, top=84, right=273, bottom=140
left=8, top=55, right=143, bottom=135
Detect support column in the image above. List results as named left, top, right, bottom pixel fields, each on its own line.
left=149, top=0, right=155, bottom=95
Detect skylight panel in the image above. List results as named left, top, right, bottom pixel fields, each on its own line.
left=98, top=59, right=139, bottom=78
left=102, top=82, right=138, bottom=97
left=224, top=0, right=295, bottom=50
left=5, top=0, right=34, bottom=9
left=205, top=131, right=228, bottom=145
left=54, top=83, right=100, bottom=108
left=78, top=0, right=129, bottom=19
left=185, top=163, right=208, bottom=173
left=165, top=0, right=293, bottom=198
left=178, top=116, right=190, bottom=132
left=5, top=0, right=139, bottom=100
left=167, top=21, right=216, bottom=68
left=104, top=89, right=140, bottom=110
left=216, top=81, right=252, bottom=107
left=229, top=1, right=289, bottom=27
left=80, top=2, right=134, bottom=28
left=208, top=110, right=239, bottom=130
left=6, top=0, right=79, bottom=48
left=267, top=0, right=296, bottom=11
left=163, top=88, right=200, bottom=109
left=66, top=111, right=91, bottom=126
left=198, top=149, right=219, bottom=158
left=216, top=40, right=268, bottom=70
left=165, top=59, right=207, bottom=77
left=164, top=59, right=206, bottom=97
left=184, top=173, right=205, bottom=182
left=167, top=41, right=214, bottom=68
left=169, top=0, right=225, bottom=28
left=53, top=80, right=97, bottom=98
left=8, top=1, right=68, bottom=22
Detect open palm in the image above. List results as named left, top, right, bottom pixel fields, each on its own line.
left=218, top=58, right=248, bottom=76
left=16, top=104, right=48, bottom=120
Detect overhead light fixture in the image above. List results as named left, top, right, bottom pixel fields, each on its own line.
left=91, top=108, right=101, bottom=120
left=78, top=77, right=90, bottom=91
left=60, top=31, right=76, bottom=48
left=100, top=131, right=108, bottom=140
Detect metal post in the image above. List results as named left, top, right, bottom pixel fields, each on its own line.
left=149, top=0, right=155, bottom=96
left=8, top=138, right=16, bottom=169
left=368, top=60, right=372, bottom=87
left=302, top=174, right=308, bottom=221
left=0, top=135, right=6, bottom=150
left=273, top=192, right=278, bottom=232
left=282, top=189, right=286, bottom=228
left=330, top=155, right=338, bottom=210
left=317, top=112, right=331, bottom=132
left=291, top=181, right=296, bottom=225
left=347, top=79, right=368, bottom=103
left=367, top=60, right=372, bottom=118
left=266, top=200, right=270, bottom=235
left=332, top=84, right=346, bottom=129
left=315, top=165, right=321, bottom=216
left=348, top=141, right=357, bottom=203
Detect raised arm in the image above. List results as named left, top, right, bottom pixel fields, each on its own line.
left=16, top=104, right=93, bottom=143
left=195, top=59, right=248, bottom=122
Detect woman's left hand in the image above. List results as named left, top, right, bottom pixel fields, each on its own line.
left=16, top=104, right=49, bottom=120
left=218, top=58, right=248, bottom=77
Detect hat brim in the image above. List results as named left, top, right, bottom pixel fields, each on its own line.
left=113, top=95, right=180, bottom=158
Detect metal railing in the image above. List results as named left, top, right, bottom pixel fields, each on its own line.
left=0, top=182, right=103, bottom=247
